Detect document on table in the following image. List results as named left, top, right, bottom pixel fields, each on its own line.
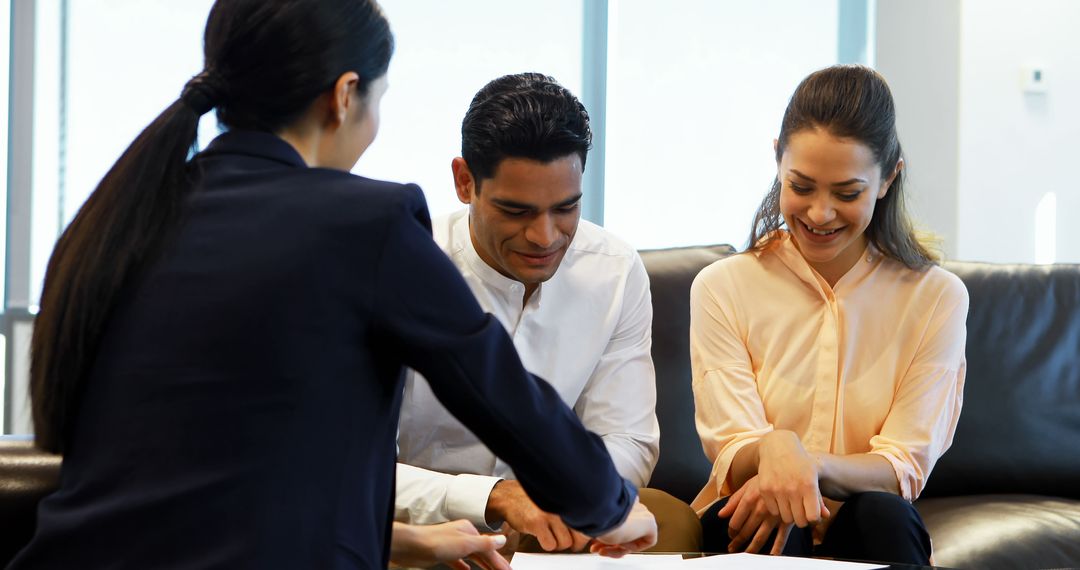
left=510, top=554, right=684, bottom=569
left=509, top=553, right=886, bottom=569
left=679, top=553, right=886, bottom=569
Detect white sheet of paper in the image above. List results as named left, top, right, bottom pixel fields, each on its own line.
left=508, top=553, right=886, bottom=570
left=679, top=553, right=886, bottom=569
left=509, top=553, right=685, bottom=570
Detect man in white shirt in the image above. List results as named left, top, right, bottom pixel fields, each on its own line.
left=395, top=73, right=660, bottom=551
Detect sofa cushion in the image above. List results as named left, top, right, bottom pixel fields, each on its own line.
left=924, top=262, right=1080, bottom=500
left=916, top=494, right=1080, bottom=570
left=641, top=244, right=736, bottom=504
left=0, top=437, right=61, bottom=566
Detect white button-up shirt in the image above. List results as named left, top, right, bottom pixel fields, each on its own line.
left=395, top=209, right=659, bottom=528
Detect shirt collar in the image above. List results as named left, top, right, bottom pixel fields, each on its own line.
left=453, top=213, right=545, bottom=308
left=198, top=129, right=308, bottom=169
left=771, top=231, right=878, bottom=296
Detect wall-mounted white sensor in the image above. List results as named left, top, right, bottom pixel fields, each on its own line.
left=1022, top=65, right=1048, bottom=94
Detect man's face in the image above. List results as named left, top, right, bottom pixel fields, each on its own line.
left=453, top=154, right=583, bottom=297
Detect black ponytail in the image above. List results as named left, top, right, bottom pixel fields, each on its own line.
left=31, top=96, right=205, bottom=452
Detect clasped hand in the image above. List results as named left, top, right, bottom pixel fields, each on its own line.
left=487, top=480, right=657, bottom=557
left=718, top=431, right=829, bottom=554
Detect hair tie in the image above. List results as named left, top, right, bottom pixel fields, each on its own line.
left=181, top=70, right=225, bottom=115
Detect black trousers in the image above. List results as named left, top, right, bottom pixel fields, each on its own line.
left=699, top=491, right=932, bottom=565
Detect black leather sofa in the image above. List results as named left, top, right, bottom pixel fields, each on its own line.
left=640, top=245, right=1080, bottom=570
left=3, top=245, right=1079, bottom=569
left=0, top=436, right=60, bottom=566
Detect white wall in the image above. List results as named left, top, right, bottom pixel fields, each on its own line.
left=875, top=0, right=961, bottom=259
left=602, top=0, right=838, bottom=250
left=956, top=0, right=1080, bottom=264
left=877, top=0, right=1080, bottom=264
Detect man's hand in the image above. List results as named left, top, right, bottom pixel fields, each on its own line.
left=485, top=480, right=592, bottom=552
left=756, top=430, right=828, bottom=528
left=389, top=520, right=510, bottom=570
left=590, top=498, right=658, bottom=557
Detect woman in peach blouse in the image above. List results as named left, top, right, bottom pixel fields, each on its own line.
left=690, top=65, right=968, bottom=565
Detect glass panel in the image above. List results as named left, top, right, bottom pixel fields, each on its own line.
left=356, top=0, right=584, bottom=217
left=54, top=1, right=583, bottom=252
left=9, top=321, right=33, bottom=434
left=0, top=0, right=9, bottom=305
left=30, top=0, right=63, bottom=313
left=44, top=0, right=216, bottom=304
left=0, top=333, right=6, bottom=431
left=603, top=0, right=838, bottom=250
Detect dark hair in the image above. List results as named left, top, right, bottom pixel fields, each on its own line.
left=30, top=0, right=393, bottom=453
left=747, top=64, right=936, bottom=270
left=460, top=72, right=591, bottom=190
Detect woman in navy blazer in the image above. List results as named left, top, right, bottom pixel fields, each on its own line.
left=12, top=1, right=655, bottom=568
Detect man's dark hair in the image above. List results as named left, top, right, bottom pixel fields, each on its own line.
left=461, top=72, right=591, bottom=189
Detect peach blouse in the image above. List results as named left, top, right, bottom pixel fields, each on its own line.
left=689, top=233, right=968, bottom=513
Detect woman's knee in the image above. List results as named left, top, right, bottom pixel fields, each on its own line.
left=844, top=492, right=919, bottom=522
left=698, top=497, right=731, bottom=552
left=825, top=492, right=930, bottom=564
left=837, top=491, right=927, bottom=538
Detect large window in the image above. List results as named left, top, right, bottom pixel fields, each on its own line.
left=7, top=1, right=1080, bottom=432
left=3, top=0, right=216, bottom=433
left=63, top=0, right=218, bottom=217
left=603, top=0, right=839, bottom=249
left=21, top=0, right=219, bottom=317
left=0, top=0, right=851, bottom=434
left=357, top=0, right=584, bottom=216
left=0, top=0, right=10, bottom=429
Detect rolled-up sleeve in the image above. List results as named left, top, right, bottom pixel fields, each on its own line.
left=869, top=276, right=968, bottom=501
left=394, top=463, right=503, bottom=529
left=690, top=265, right=774, bottom=500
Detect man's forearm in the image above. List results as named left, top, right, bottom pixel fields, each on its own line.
left=395, top=462, right=502, bottom=528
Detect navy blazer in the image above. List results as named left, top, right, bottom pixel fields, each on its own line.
left=11, top=131, right=635, bottom=569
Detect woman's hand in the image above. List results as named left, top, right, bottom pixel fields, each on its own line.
left=756, top=430, right=829, bottom=527
left=590, top=498, right=658, bottom=557
left=718, top=474, right=794, bottom=555
left=389, top=520, right=510, bottom=570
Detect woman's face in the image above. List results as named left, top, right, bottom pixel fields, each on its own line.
left=777, top=127, right=896, bottom=281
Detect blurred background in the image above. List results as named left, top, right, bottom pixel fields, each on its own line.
left=3, top=0, right=1076, bottom=433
